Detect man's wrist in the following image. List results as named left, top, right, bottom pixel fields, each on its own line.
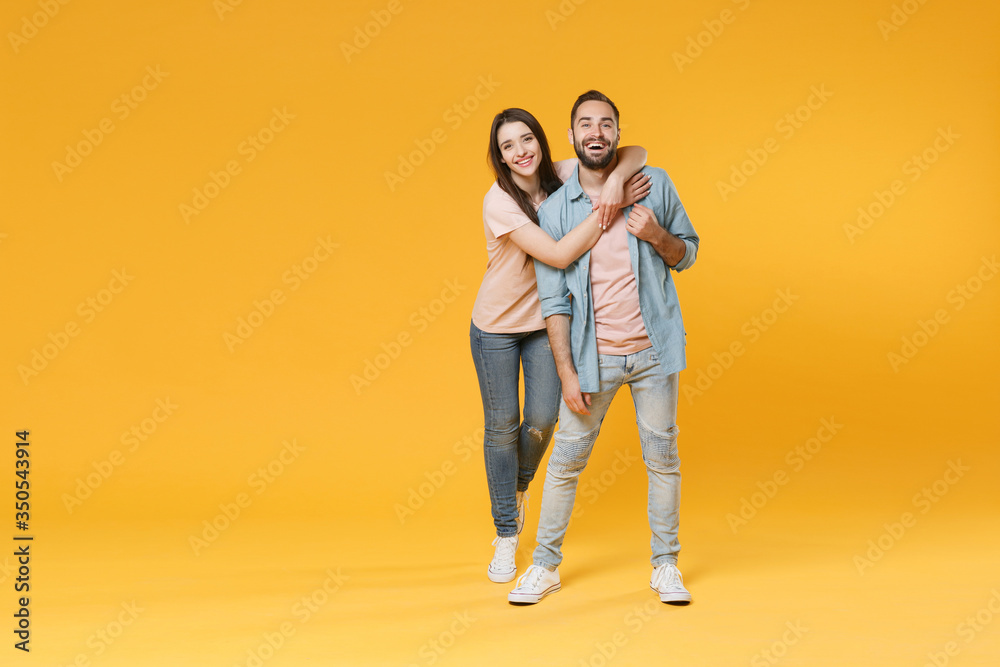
left=652, top=225, right=670, bottom=250
left=556, top=366, right=577, bottom=383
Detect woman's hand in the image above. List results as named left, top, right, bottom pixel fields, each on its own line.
left=593, top=173, right=625, bottom=230
left=621, top=172, right=652, bottom=208
left=593, top=173, right=652, bottom=229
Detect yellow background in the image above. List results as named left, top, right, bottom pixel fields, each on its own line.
left=3, top=0, right=999, bottom=664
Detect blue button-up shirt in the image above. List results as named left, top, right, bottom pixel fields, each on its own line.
left=534, top=165, right=699, bottom=393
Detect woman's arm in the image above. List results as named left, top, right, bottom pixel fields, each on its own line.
left=506, top=210, right=605, bottom=269
left=505, top=168, right=656, bottom=268
left=595, top=145, right=649, bottom=227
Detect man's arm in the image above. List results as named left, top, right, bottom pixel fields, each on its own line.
left=545, top=314, right=591, bottom=415
left=534, top=198, right=591, bottom=415
left=625, top=171, right=699, bottom=271
left=625, top=204, right=687, bottom=267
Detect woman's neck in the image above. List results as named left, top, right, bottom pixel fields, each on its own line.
left=511, top=172, right=544, bottom=205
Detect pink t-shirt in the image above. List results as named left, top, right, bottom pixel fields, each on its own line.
left=589, top=209, right=651, bottom=355
left=471, top=160, right=577, bottom=333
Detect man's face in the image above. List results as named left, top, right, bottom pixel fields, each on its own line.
left=569, top=100, right=620, bottom=170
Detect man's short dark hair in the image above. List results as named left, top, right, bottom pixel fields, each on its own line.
left=571, top=90, right=619, bottom=126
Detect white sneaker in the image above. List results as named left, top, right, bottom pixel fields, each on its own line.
left=650, top=563, right=691, bottom=604
left=515, top=490, right=529, bottom=535
left=508, top=564, right=561, bottom=604
left=488, top=535, right=518, bottom=583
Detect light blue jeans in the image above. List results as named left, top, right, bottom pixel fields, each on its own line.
left=533, top=345, right=682, bottom=569
left=470, top=322, right=561, bottom=537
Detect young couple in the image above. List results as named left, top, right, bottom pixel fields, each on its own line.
left=469, top=90, right=700, bottom=605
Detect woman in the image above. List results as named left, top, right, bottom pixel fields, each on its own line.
left=470, top=108, right=651, bottom=582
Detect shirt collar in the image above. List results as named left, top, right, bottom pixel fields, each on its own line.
left=564, top=163, right=587, bottom=202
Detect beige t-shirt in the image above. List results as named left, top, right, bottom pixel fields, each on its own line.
left=471, top=159, right=576, bottom=333
left=589, top=208, right=652, bottom=355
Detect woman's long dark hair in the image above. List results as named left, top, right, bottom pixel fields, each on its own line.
left=487, top=108, right=563, bottom=225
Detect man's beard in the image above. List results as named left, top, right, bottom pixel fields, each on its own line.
left=574, top=135, right=618, bottom=169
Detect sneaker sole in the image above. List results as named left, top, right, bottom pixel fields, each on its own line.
left=488, top=568, right=517, bottom=583
left=508, top=583, right=560, bottom=605
left=651, top=586, right=692, bottom=605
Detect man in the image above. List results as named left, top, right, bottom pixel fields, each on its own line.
left=508, top=90, right=699, bottom=605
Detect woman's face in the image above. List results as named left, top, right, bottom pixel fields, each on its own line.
left=496, top=121, right=540, bottom=179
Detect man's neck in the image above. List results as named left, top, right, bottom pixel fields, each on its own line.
left=578, top=154, right=619, bottom=198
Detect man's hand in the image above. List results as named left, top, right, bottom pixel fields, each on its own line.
left=561, top=371, right=592, bottom=415
left=627, top=203, right=688, bottom=267
left=545, top=314, right=590, bottom=413
left=625, top=203, right=664, bottom=243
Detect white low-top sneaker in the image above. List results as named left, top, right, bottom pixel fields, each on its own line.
left=515, top=490, right=529, bottom=535
left=650, top=563, right=692, bottom=604
left=508, top=564, right=561, bottom=604
left=488, top=535, right=518, bottom=583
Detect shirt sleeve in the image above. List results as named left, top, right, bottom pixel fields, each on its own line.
left=483, top=187, right=533, bottom=238
left=658, top=171, right=699, bottom=272
left=534, top=200, right=572, bottom=318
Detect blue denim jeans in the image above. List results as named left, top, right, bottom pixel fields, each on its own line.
left=470, top=321, right=561, bottom=537
left=533, top=345, right=682, bottom=568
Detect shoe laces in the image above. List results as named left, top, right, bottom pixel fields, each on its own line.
left=653, top=564, right=682, bottom=589
left=515, top=564, right=546, bottom=589
left=492, top=536, right=517, bottom=562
